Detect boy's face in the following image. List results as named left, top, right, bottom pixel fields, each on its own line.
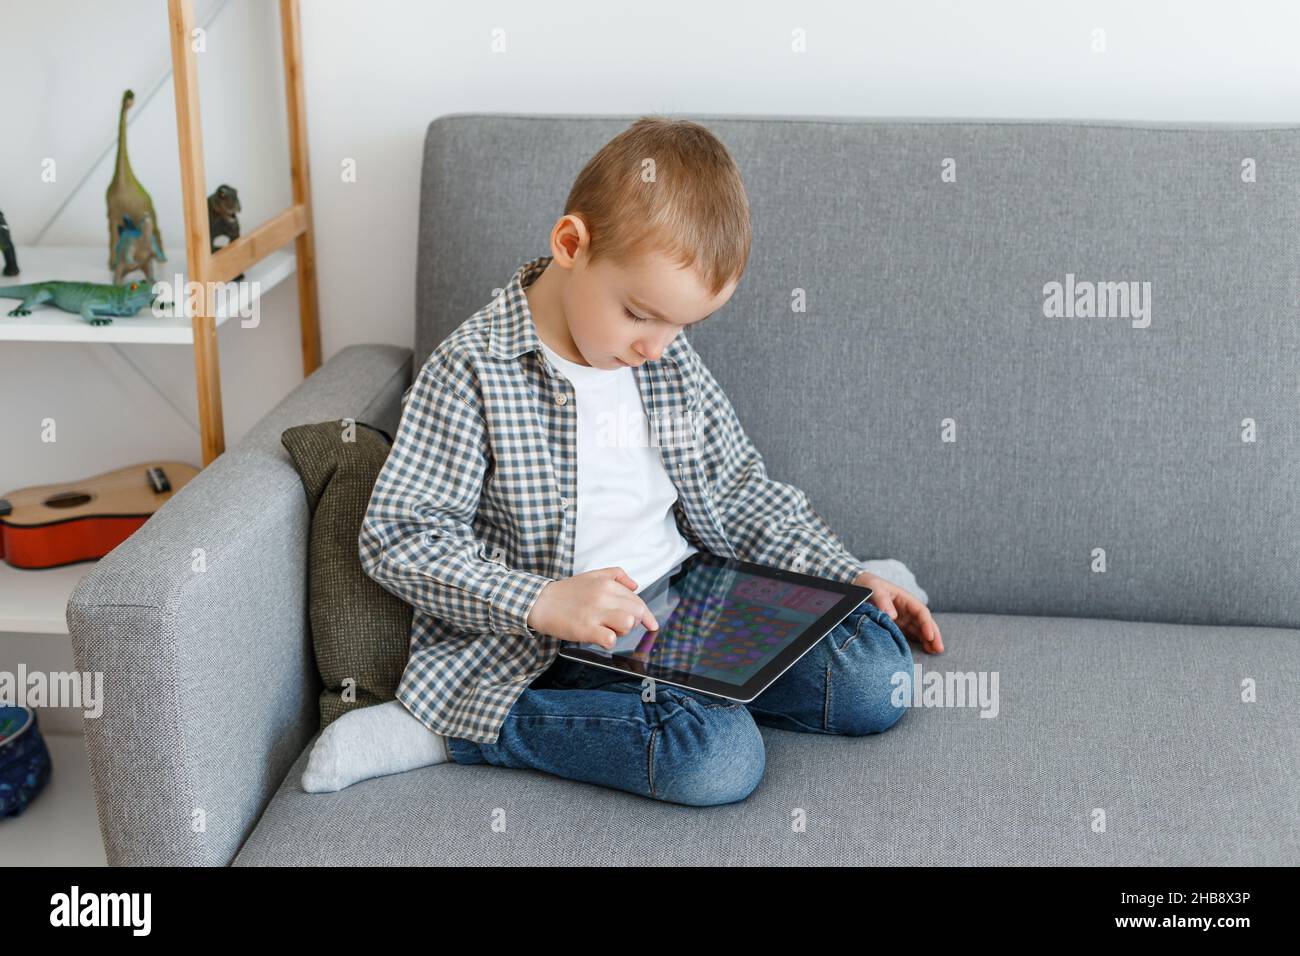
left=547, top=224, right=739, bottom=370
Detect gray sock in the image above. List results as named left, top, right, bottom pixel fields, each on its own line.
left=301, top=699, right=449, bottom=793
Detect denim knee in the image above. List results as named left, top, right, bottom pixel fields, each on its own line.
left=649, top=693, right=766, bottom=807
left=830, top=607, right=915, bottom=736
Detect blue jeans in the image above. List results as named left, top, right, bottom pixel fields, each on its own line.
left=444, top=601, right=914, bottom=806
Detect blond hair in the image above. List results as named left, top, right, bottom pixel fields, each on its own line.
left=562, top=116, right=751, bottom=297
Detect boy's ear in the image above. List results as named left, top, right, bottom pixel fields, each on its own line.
left=550, top=214, right=589, bottom=265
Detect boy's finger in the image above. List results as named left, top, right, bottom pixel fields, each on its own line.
left=909, top=612, right=939, bottom=652
left=635, top=598, right=659, bottom=630
left=897, top=603, right=940, bottom=653
left=924, top=611, right=944, bottom=652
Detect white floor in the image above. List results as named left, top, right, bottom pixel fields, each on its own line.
left=0, top=731, right=108, bottom=866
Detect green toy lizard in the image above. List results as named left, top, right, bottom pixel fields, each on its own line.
left=0, top=279, right=158, bottom=325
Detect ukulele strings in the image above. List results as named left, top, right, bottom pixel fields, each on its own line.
left=3, top=469, right=192, bottom=505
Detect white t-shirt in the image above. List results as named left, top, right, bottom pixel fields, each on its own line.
left=537, top=337, right=699, bottom=595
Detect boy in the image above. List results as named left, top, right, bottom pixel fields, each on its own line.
left=302, top=117, right=943, bottom=804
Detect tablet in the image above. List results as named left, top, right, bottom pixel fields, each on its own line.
left=555, top=551, right=873, bottom=702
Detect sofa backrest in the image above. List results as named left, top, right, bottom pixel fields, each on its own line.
left=416, top=114, right=1300, bottom=629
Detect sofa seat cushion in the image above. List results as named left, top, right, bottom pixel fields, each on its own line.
left=232, top=612, right=1300, bottom=866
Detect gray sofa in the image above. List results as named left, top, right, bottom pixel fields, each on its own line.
left=67, top=114, right=1300, bottom=866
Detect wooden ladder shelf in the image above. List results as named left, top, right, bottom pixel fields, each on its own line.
left=167, top=0, right=321, bottom=465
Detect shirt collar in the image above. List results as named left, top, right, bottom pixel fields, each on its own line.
left=488, top=254, right=690, bottom=367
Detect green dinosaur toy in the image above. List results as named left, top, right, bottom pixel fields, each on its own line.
left=113, top=213, right=159, bottom=284
left=0, top=279, right=159, bottom=325
left=106, top=89, right=166, bottom=271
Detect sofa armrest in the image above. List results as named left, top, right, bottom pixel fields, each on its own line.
left=66, top=343, right=413, bottom=866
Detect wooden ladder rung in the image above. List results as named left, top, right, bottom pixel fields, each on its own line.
left=209, top=204, right=307, bottom=284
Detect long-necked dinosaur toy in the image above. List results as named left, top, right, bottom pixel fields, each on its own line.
left=107, top=89, right=166, bottom=271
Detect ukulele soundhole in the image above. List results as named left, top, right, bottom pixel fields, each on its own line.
left=44, top=491, right=92, bottom=509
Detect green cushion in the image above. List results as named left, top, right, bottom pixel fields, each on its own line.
left=280, top=420, right=411, bottom=729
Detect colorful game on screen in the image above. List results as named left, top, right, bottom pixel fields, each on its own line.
left=622, top=563, right=845, bottom=685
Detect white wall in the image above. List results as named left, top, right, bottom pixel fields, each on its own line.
left=2, top=0, right=1298, bottom=492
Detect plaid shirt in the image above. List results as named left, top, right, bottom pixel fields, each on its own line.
left=359, top=254, right=869, bottom=744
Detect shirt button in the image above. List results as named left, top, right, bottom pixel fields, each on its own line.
left=555, top=393, right=568, bottom=406
left=560, top=496, right=570, bottom=509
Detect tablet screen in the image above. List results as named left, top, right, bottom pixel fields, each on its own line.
left=579, top=552, right=862, bottom=689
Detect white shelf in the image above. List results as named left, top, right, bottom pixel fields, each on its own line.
left=0, top=559, right=95, bottom=635
left=0, top=244, right=296, bottom=344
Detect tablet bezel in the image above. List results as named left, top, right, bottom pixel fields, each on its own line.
left=553, top=551, right=874, bottom=702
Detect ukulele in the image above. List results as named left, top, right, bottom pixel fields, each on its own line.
left=0, top=462, right=199, bottom=569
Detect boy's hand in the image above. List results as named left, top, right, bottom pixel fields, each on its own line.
left=853, top=570, right=944, bottom=654
left=527, top=567, right=660, bottom=649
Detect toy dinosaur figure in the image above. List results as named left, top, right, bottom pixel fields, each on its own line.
left=0, top=280, right=158, bottom=325
left=112, top=213, right=158, bottom=284
left=208, top=184, right=244, bottom=280
left=0, top=209, right=18, bottom=276
left=106, top=90, right=166, bottom=270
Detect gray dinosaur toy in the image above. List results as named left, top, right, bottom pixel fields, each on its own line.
left=0, top=210, right=18, bottom=277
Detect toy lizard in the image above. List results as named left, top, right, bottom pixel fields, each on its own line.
left=0, top=279, right=158, bottom=325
